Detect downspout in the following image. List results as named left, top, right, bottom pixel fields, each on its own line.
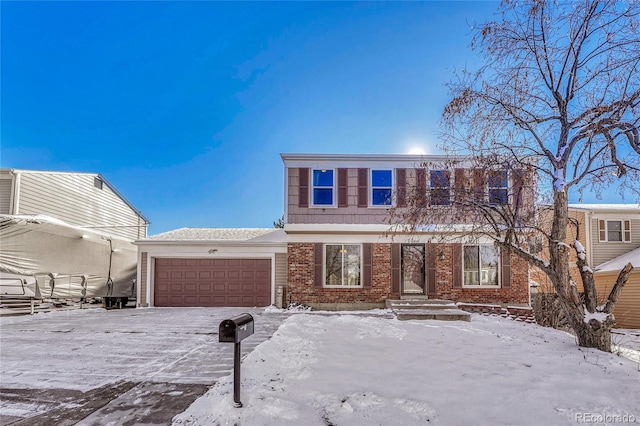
left=283, top=165, right=289, bottom=225
left=586, top=211, right=593, bottom=268
left=10, top=170, right=21, bottom=215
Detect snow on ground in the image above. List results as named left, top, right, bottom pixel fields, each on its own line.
left=174, top=314, right=640, bottom=426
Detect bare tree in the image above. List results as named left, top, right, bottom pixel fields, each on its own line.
left=397, top=0, right=640, bottom=351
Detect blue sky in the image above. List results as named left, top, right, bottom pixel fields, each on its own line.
left=1, top=1, right=629, bottom=235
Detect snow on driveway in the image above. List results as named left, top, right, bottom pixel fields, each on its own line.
left=0, top=306, right=286, bottom=424
left=174, top=313, right=640, bottom=426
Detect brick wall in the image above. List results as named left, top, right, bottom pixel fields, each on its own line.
left=286, top=242, right=530, bottom=306
left=287, top=243, right=395, bottom=305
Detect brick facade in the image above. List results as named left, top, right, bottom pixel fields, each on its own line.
left=287, top=243, right=395, bottom=306
left=287, top=242, right=530, bottom=307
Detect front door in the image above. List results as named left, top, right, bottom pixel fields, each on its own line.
left=401, top=244, right=426, bottom=295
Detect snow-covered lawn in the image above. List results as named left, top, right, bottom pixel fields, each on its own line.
left=174, top=313, right=640, bottom=426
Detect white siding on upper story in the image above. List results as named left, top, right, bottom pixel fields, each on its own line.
left=13, top=171, right=147, bottom=241
left=590, top=218, right=640, bottom=267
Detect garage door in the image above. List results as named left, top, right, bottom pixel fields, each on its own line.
left=154, top=258, right=271, bottom=307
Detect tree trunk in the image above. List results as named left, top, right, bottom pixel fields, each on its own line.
left=571, top=317, right=614, bottom=352
left=548, top=190, right=613, bottom=352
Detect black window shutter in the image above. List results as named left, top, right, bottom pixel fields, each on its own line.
left=415, top=168, right=427, bottom=206
left=426, top=243, right=437, bottom=295
left=512, top=169, right=524, bottom=208
left=474, top=169, right=486, bottom=202
left=357, top=168, right=368, bottom=207
left=362, top=243, right=372, bottom=288
left=391, top=243, right=401, bottom=294
left=452, top=244, right=462, bottom=288
left=396, top=168, right=407, bottom=207
left=501, top=249, right=511, bottom=288
left=338, top=168, right=348, bottom=207
left=454, top=168, right=466, bottom=204
left=314, top=243, right=324, bottom=287
left=299, top=168, right=309, bottom=208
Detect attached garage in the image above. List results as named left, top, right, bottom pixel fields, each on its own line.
left=134, top=228, right=287, bottom=308
left=154, top=258, right=271, bottom=307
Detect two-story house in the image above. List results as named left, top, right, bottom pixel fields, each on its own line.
left=0, top=169, right=149, bottom=302
left=282, top=153, right=531, bottom=310
left=134, top=153, right=532, bottom=309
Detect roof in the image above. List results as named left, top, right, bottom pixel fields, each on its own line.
left=568, top=204, right=640, bottom=213
left=1, top=168, right=150, bottom=224
left=595, top=246, right=640, bottom=273
left=140, top=227, right=285, bottom=243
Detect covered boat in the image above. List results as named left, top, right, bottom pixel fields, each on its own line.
left=0, top=214, right=136, bottom=301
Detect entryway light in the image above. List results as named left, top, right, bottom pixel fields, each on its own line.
left=439, top=250, right=445, bottom=261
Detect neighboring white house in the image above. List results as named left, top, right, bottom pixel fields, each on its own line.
left=0, top=169, right=149, bottom=301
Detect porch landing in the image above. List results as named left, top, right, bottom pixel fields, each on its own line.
left=386, top=299, right=471, bottom=322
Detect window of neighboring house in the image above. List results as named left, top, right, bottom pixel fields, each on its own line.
left=312, top=169, right=334, bottom=206
left=430, top=170, right=451, bottom=206
left=599, top=220, right=631, bottom=242
left=463, top=245, right=500, bottom=287
left=371, top=169, right=393, bottom=206
left=488, top=170, right=508, bottom=205
left=325, top=244, right=361, bottom=286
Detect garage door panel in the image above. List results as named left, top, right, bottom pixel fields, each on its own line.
left=154, top=258, right=271, bottom=307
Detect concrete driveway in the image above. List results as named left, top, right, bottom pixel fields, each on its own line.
left=0, top=306, right=288, bottom=425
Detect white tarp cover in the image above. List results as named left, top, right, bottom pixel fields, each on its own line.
left=0, top=214, right=136, bottom=299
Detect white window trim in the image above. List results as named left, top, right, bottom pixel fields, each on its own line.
left=461, top=244, right=501, bottom=288
left=369, top=169, right=394, bottom=208
left=311, top=168, right=336, bottom=208
left=323, top=243, right=363, bottom=288
left=599, top=219, right=632, bottom=243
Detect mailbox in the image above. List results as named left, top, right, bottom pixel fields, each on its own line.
left=219, top=313, right=254, bottom=343
left=218, top=313, right=255, bottom=408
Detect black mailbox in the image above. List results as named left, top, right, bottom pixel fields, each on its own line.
left=219, top=313, right=254, bottom=343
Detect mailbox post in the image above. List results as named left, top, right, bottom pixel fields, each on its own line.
left=219, top=313, right=254, bottom=407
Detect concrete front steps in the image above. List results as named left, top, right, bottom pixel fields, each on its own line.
left=386, top=298, right=471, bottom=322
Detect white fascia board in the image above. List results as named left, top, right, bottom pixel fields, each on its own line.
left=134, top=239, right=286, bottom=247
left=141, top=244, right=284, bottom=258
left=569, top=204, right=640, bottom=214
left=283, top=223, right=490, bottom=234
left=284, top=223, right=494, bottom=244
left=135, top=242, right=287, bottom=257
left=284, top=223, right=392, bottom=233
left=280, top=153, right=470, bottom=170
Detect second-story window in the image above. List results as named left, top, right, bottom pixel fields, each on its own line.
left=430, top=170, right=450, bottom=206
left=312, top=169, right=334, bottom=206
left=488, top=170, right=508, bottom=205
left=599, top=220, right=631, bottom=242
left=371, top=170, right=393, bottom=206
